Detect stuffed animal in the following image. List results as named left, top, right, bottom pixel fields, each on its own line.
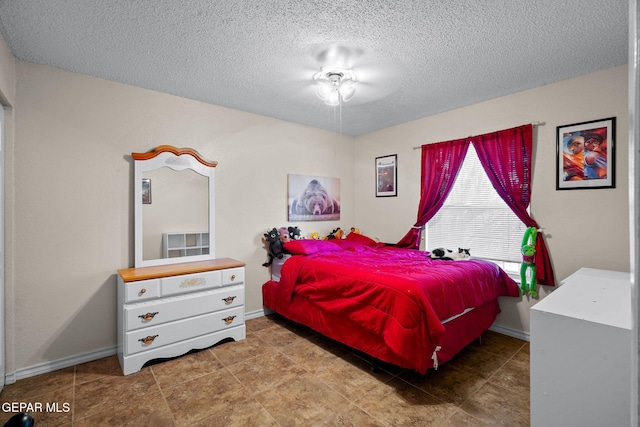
left=288, top=226, right=302, bottom=240
left=349, top=227, right=361, bottom=235
left=262, top=227, right=285, bottom=267
left=309, top=231, right=320, bottom=240
left=323, top=227, right=344, bottom=240
left=520, top=227, right=538, bottom=298
left=278, top=227, right=291, bottom=244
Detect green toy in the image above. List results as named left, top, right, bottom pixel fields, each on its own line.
left=520, top=227, right=538, bottom=298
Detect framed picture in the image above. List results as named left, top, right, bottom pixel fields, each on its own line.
left=376, top=154, right=397, bottom=197
left=556, top=117, right=615, bottom=190
left=142, top=178, right=152, bottom=204
left=288, top=174, right=341, bottom=221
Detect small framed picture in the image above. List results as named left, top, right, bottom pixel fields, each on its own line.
left=376, top=154, right=397, bottom=197
left=142, top=178, right=152, bottom=204
left=556, top=117, right=615, bottom=190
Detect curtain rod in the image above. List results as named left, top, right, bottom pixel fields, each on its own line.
left=412, top=121, right=542, bottom=150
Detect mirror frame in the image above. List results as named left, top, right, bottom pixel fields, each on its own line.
left=132, top=145, right=217, bottom=268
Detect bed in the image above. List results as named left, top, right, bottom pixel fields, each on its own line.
left=261, top=233, right=520, bottom=374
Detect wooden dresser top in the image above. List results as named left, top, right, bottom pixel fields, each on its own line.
left=118, top=258, right=245, bottom=282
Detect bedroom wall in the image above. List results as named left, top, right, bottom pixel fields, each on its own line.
left=353, top=65, right=629, bottom=336
left=10, top=60, right=355, bottom=372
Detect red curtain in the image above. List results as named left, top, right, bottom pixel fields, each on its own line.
left=396, top=138, right=470, bottom=248
left=473, top=124, right=555, bottom=286
left=397, top=124, right=556, bottom=287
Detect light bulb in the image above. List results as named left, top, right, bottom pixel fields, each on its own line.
left=316, top=82, right=334, bottom=101
left=339, top=82, right=355, bottom=102
left=325, top=90, right=340, bottom=106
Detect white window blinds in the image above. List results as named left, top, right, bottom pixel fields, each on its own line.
left=426, top=144, right=527, bottom=263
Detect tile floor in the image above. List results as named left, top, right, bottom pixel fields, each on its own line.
left=0, top=315, right=530, bottom=426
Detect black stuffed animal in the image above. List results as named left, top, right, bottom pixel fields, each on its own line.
left=288, top=226, right=302, bottom=240
left=262, top=227, right=285, bottom=267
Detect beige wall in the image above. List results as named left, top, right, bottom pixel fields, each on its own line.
left=11, top=60, right=354, bottom=370
left=354, top=65, right=629, bottom=334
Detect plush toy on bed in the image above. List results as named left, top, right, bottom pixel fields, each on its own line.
left=262, top=227, right=285, bottom=267
left=349, top=227, right=361, bottom=235
left=278, top=227, right=291, bottom=244
left=429, top=247, right=471, bottom=260
left=323, top=227, right=344, bottom=240
left=309, top=231, right=320, bottom=240
left=288, top=226, right=302, bottom=240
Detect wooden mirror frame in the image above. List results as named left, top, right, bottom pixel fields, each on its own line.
left=132, top=145, right=217, bottom=268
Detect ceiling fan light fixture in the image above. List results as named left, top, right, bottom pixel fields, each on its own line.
left=316, top=83, right=335, bottom=101
left=313, top=67, right=358, bottom=106
left=338, top=81, right=355, bottom=102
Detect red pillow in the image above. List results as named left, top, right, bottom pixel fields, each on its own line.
left=345, top=232, right=378, bottom=246
left=283, top=239, right=343, bottom=255
left=331, top=239, right=369, bottom=251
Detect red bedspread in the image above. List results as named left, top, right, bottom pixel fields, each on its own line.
left=266, top=245, right=519, bottom=373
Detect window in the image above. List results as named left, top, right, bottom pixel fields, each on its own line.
left=425, top=144, right=526, bottom=273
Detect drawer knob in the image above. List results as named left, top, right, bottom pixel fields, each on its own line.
left=138, top=312, right=159, bottom=321
left=231, top=274, right=236, bottom=280
left=222, top=296, right=236, bottom=304
left=140, top=288, right=146, bottom=294
left=222, top=315, right=237, bottom=324
left=138, top=335, right=158, bottom=345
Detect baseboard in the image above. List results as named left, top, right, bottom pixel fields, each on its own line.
left=5, top=346, right=117, bottom=385
left=4, top=311, right=271, bottom=384
left=245, top=308, right=271, bottom=319
left=489, top=324, right=530, bottom=342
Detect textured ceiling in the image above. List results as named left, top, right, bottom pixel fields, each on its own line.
left=0, top=0, right=629, bottom=136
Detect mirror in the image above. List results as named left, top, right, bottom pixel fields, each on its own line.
left=133, top=146, right=216, bottom=268
left=141, top=168, right=209, bottom=261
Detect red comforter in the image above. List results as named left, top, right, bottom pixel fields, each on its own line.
left=266, top=245, right=519, bottom=373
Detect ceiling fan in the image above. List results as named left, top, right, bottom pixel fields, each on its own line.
left=307, top=45, right=402, bottom=107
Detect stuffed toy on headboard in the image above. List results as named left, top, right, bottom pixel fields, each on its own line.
left=323, top=227, right=344, bottom=240
left=288, top=226, right=302, bottom=240
left=262, top=227, right=285, bottom=267
left=278, top=227, right=291, bottom=244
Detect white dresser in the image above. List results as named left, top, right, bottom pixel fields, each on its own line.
left=530, top=268, right=631, bottom=427
left=117, top=258, right=246, bottom=375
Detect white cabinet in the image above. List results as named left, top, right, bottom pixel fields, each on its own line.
left=162, top=232, right=210, bottom=258
left=117, top=258, right=245, bottom=375
left=530, top=268, right=631, bottom=427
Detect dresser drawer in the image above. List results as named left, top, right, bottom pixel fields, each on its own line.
left=222, top=267, right=244, bottom=286
left=125, top=305, right=244, bottom=355
left=125, top=285, right=245, bottom=331
left=125, top=279, right=160, bottom=303
left=161, top=270, right=222, bottom=296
